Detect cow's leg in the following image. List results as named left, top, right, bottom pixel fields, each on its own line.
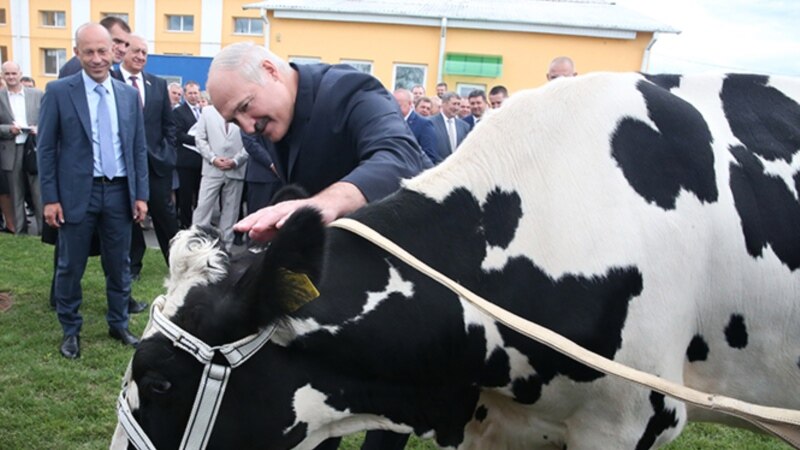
left=565, top=391, right=685, bottom=450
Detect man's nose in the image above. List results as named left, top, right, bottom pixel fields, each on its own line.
left=236, top=114, right=254, bottom=134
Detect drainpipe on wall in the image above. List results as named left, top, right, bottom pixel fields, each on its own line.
left=437, top=17, right=448, bottom=83
left=259, top=8, right=271, bottom=51
left=640, top=32, right=659, bottom=73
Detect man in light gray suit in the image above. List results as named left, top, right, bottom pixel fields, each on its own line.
left=430, top=91, right=470, bottom=161
left=192, top=104, right=248, bottom=248
left=0, top=61, right=44, bottom=234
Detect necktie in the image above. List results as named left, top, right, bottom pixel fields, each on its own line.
left=129, top=75, right=143, bottom=105
left=193, top=106, right=201, bottom=120
left=447, top=118, right=457, bottom=151
left=95, top=85, right=117, bottom=179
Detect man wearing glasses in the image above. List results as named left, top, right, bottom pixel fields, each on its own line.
left=58, top=16, right=131, bottom=78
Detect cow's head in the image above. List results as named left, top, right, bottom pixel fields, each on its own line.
left=117, top=207, right=326, bottom=449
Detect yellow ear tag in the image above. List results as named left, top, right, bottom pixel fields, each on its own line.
left=278, top=268, right=320, bottom=312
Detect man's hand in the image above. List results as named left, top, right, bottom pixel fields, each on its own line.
left=44, top=203, right=64, bottom=228
left=133, top=200, right=148, bottom=223
left=212, top=157, right=235, bottom=170
left=234, top=182, right=366, bottom=242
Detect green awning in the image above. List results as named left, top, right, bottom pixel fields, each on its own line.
left=444, top=54, right=502, bottom=78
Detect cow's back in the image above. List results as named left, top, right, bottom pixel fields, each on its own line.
left=404, top=72, right=800, bottom=438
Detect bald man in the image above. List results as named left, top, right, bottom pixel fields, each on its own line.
left=547, top=56, right=577, bottom=81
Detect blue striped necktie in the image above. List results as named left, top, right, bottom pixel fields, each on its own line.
left=94, top=84, right=117, bottom=179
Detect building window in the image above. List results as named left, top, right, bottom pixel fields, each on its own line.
left=166, top=15, right=194, bottom=32
left=41, top=11, right=67, bottom=28
left=392, top=63, right=426, bottom=90
left=43, top=48, right=67, bottom=75
left=289, top=56, right=321, bottom=65
left=445, top=54, right=503, bottom=78
left=0, top=9, right=7, bottom=25
left=341, top=60, right=373, bottom=75
left=0, top=46, right=7, bottom=63
left=456, top=83, right=486, bottom=98
left=102, top=12, right=130, bottom=23
left=233, top=17, right=263, bottom=35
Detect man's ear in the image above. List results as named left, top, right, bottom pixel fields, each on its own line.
left=261, top=59, right=279, bottom=81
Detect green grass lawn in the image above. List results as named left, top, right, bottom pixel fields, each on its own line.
left=0, top=233, right=790, bottom=449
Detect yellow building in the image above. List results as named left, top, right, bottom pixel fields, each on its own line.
left=0, top=0, right=674, bottom=92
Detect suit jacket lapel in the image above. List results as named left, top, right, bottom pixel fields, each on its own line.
left=24, top=88, right=38, bottom=124
left=68, top=76, right=93, bottom=142
left=286, top=65, right=314, bottom=181
left=112, top=80, right=130, bottom=156
left=142, top=72, right=154, bottom=111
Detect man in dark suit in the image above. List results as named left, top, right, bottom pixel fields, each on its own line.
left=241, top=133, right=282, bottom=213
left=171, top=80, right=203, bottom=228
left=119, top=34, right=178, bottom=277
left=208, top=42, right=428, bottom=242
left=430, top=91, right=471, bottom=160
left=38, top=23, right=148, bottom=359
left=463, top=89, right=489, bottom=129
left=393, top=88, right=440, bottom=164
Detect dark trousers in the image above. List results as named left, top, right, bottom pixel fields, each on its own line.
left=246, top=179, right=282, bottom=213
left=130, top=173, right=178, bottom=275
left=176, top=166, right=201, bottom=229
left=54, top=181, right=132, bottom=336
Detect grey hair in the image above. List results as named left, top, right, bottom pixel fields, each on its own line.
left=210, top=42, right=291, bottom=84
left=441, top=91, right=461, bottom=104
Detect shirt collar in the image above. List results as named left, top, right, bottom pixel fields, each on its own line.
left=82, top=70, right=114, bottom=95
left=119, top=66, right=140, bottom=83
left=7, top=87, right=25, bottom=98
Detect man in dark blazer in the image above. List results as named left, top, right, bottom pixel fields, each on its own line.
left=171, top=80, right=203, bottom=228
left=463, top=89, right=489, bottom=129
left=38, top=23, right=148, bottom=358
left=241, top=132, right=282, bottom=212
left=430, top=91, right=471, bottom=160
left=207, top=42, right=428, bottom=242
left=119, top=34, right=178, bottom=277
left=393, top=88, right=440, bottom=164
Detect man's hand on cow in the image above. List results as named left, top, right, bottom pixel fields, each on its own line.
left=234, top=182, right=367, bottom=242
left=133, top=200, right=148, bottom=224
left=44, top=203, right=64, bottom=228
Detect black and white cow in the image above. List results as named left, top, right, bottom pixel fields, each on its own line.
left=112, top=72, right=800, bottom=449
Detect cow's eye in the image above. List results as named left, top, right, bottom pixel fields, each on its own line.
left=150, top=379, right=172, bottom=395
left=142, top=372, right=173, bottom=395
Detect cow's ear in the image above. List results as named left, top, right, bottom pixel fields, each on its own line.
left=238, top=207, right=326, bottom=323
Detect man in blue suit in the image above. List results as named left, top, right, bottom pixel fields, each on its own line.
left=207, top=42, right=429, bottom=243
left=38, top=23, right=149, bottom=359
left=430, top=92, right=471, bottom=160
left=394, top=88, right=440, bottom=164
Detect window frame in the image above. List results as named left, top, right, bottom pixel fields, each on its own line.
left=233, top=17, right=263, bottom=36
left=0, top=8, right=7, bottom=26
left=101, top=12, right=130, bottom=23
left=456, top=83, right=487, bottom=98
left=40, top=10, right=67, bottom=28
left=288, top=56, right=322, bottom=66
left=392, top=63, right=427, bottom=91
left=43, top=48, right=68, bottom=76
left=166, top=14, right=194, bottom=32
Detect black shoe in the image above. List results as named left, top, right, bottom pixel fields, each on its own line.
left=109, top=327, right=140, bottom=347
left=60, top=335, right=80, bottom=359
left=128, top=299, right=148, bottom=314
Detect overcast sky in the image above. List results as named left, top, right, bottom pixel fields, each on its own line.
left=615, top=0, right=800, bottom=77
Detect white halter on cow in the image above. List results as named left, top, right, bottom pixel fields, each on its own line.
left=117, top=296, right=277, bottom=450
